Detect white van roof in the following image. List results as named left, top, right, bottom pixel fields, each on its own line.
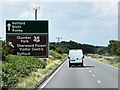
left=69, top=49, right=83, bottom=55
left=69, top=49, right=83, bottom=52
left=69, top=49, right=83, bottom=58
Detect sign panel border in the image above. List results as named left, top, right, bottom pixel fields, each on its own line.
left=6, top=20, right=49, bottom=58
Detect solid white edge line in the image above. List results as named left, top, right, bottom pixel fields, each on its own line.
left=87, top=57, right=119, bottom=69
left=39, top=59, right=67, bottom=89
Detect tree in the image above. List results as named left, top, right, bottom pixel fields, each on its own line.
left=2, top=40, right=14, bottom=60
left=108, top=40, right=120, bottom=56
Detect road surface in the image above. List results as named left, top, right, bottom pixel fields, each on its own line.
left=38, top=57, right=118, bottom=89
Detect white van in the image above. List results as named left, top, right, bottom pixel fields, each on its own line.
left=68, top=49, right=84, bottom=67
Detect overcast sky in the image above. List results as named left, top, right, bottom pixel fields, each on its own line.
left=0, top=0, right=119, bottom=46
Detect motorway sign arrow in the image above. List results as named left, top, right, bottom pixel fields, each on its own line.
left=7, top=23, right=11, bottom=31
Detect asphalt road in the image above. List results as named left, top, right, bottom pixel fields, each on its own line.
left=38, top=57, right=118, bottom=89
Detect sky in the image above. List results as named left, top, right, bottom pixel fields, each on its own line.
left=0, top=0, right=119, bottom=46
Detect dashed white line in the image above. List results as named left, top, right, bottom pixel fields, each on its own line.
left=86, top=68, right=89, bottom=70
left=92, top=74, right=95, bottom=76
left=89, top=70, right=91, bottom=72
left=97, top=80, right=101, bottom=83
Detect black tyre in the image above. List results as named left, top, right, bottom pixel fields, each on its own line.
left=69, top=63, right=71, bottom=67
left=81, top=63, right=83, bottom=67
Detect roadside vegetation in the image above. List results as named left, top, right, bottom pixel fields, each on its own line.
left=50, top=40, right=99, bottom=54
left=50, top=40, right=120, bottom=56
left=50, top=40, right=120, bottom=68
left=86, top=54, right=120, bottom=68
left=14, top=51, right=67, bottom=88
left=1, top=40, right=67, bottom=89
left=2, top=55, right=46, bottom=88
left=86, top=40, right=120, bottom=68
left=1, top=39, right=120, bottom=88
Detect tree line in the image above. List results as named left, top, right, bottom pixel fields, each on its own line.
left=107, top=40, right=120, bottom=56
left=49, top=40, right=120, bottom=56
left=1, top=39, right=120, bottom=57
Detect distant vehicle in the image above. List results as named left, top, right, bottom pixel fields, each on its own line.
left=68, top=49, right=84, bottom=67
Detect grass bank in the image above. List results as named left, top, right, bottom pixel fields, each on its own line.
left=2, top=50, right=68, bottom=89
left=86, top=54, right=120, bottom=68
left=12, top=59, right=64, bottom=88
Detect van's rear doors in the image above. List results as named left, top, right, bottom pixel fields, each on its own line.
left=69, top=49, right=83, bottom=63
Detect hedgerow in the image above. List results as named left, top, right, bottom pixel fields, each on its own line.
left=2, top=40, right=14, bottom=60
left=49, top=50, right=62, bottom=59
left=2, top=54, right=46, bottom=88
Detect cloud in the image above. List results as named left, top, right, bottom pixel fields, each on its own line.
left=18, top=11, right=29, bottom=18
left=0, top=0, right=119, bottom=2
left=106, top=20, right=118, bottom=27
left=92, top=2, right=118, bottom=17
left=1, top=2, right=118, bottom=45
left=29, top=3, right=40, bottom=8
left=18, top=3, right=48, bottom=19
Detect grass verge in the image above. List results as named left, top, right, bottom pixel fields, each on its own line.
left=8, top=51, right=67, bottom=89
left=87, top=55, right=120, bottom=68
left=10, top=59, right=63, bottom=88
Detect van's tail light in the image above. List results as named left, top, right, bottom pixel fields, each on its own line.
left=82, top=56, right=84, bottom=59
left=82, top=57, right=84, bottom=59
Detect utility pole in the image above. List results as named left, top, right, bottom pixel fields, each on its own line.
left=56, top=37, right=62, bottom=43
left=33, top=7, right=40, bottom=20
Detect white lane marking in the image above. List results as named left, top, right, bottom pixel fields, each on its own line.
left=97, top=80, right=101, bottom=83
left=39, top=59, right=67, bottom=88
left=86, top=68, right=89, bottom=70
left=87, top=57, right=119, bottom=69
left=92, top=74, right=95, bottom=76
left=89, top=70, right=91, bottom=72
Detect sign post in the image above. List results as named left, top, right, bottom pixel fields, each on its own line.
left=6, top=20, right=49, bottom=58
